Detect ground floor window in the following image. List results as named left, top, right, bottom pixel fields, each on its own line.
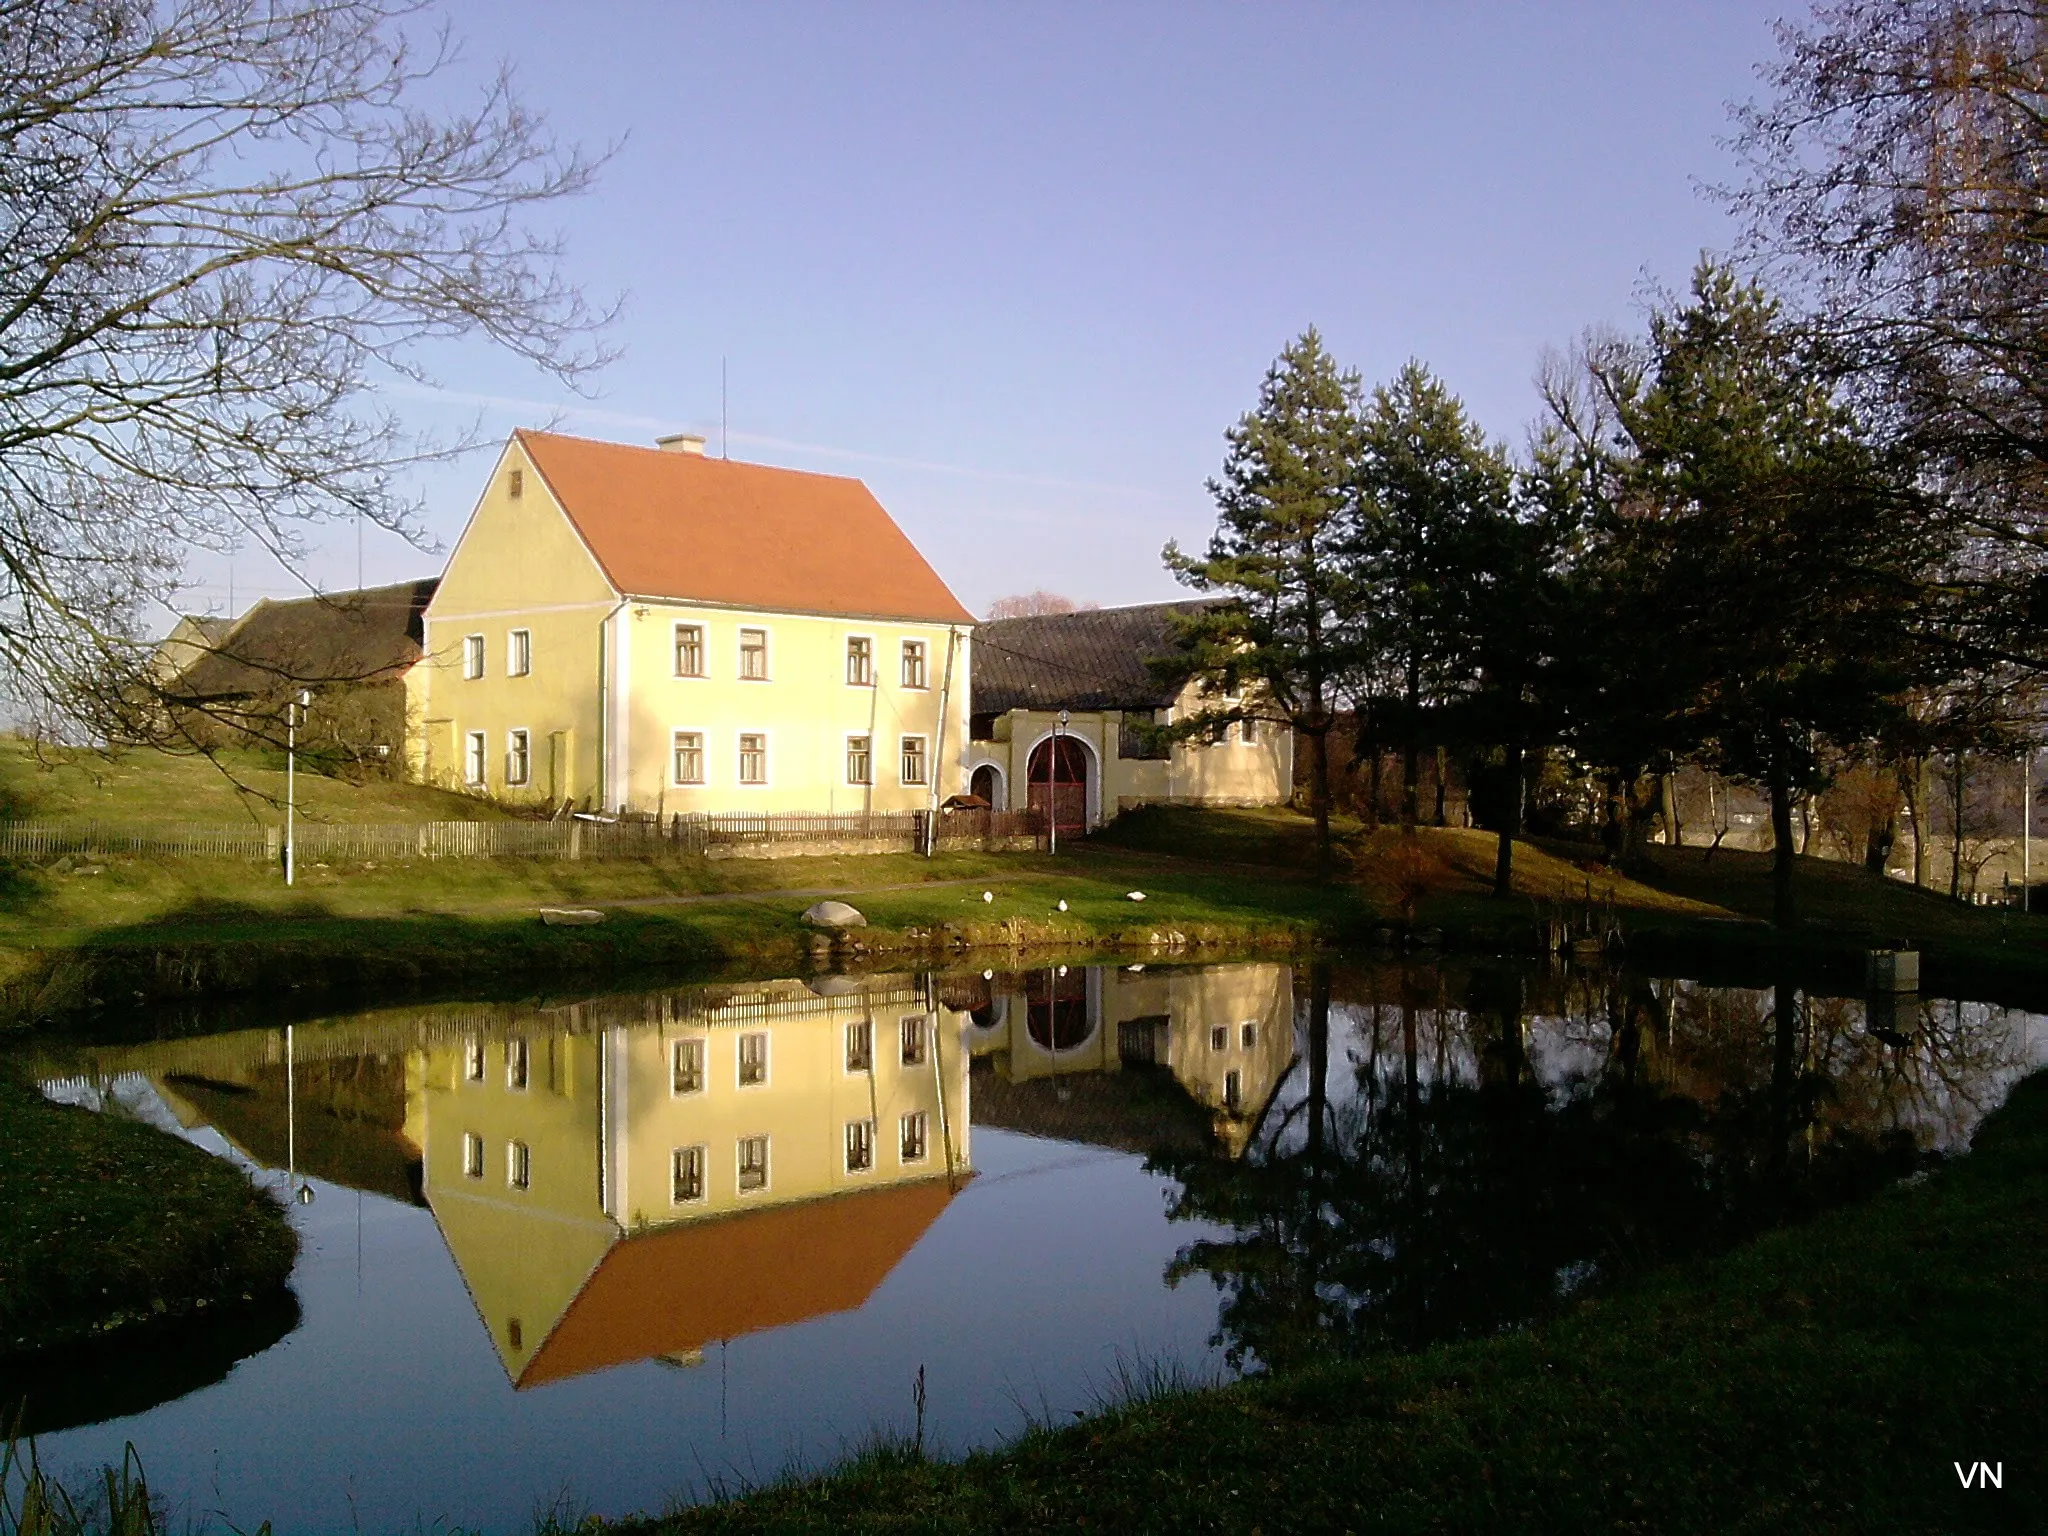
left=900, top=734, right=927, bottom=785
left=738, top=732, right=767, bottom=785
left=506, top=729, right=530, bottom=786
left=673, top=730, right=704, bottom=786
left=846, top=734, right=872, bottom=785
left=464, top=730, right=486, bottom=785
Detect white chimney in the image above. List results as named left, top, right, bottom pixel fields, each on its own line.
left=657, top=432, right=708, bottom=456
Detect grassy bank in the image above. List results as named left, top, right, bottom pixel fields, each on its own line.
left=618, top=1067, right=2048, bottom=1535
left=0, top=1071, right=296, bottom=1358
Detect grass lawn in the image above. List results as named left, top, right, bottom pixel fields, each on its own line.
left=616, top=1067, right=2048, bottom=1535
left=0, top=1070, right=296, bottom=1357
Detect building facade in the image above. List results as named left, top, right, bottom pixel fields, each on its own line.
left=413, top=430, right=976, bottom=815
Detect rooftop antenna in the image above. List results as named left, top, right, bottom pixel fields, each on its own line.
left=721, top=356, right=728, bottom=459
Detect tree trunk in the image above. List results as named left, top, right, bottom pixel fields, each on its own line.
left=1433, top=745, right=1448, bottom=826
left=1308, top=724, right=1332, bottom=875
left=1401, top=655, right=1421, bottom=832
left=1601, top=773, right=1624, bottom=865
left=1306, top=963, right=1330, bottom=1169
left=1864, top=802, right=1896, bottom=874
left=1768, top=734, right=1797, bottom=929
left=1493, top=740, right=1523, bottom=898
left=1905, top=757, right=1927, bottom=888
left=1660, top=771, right=1681, bottom=847
left=1949, top=752, right=1967, bottom=901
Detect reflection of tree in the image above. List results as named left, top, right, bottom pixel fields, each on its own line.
left=1152, top=962, right=1972, bottom=1373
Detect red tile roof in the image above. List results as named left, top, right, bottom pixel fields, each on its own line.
left=516, top=431, right=974, bottom=624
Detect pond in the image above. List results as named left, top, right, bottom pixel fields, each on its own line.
left=10, top=958, right=2046, bottom=1533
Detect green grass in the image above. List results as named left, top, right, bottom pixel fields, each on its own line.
left=612, top=1068, right=2048, bottom=1535
left=0, top=1071, right=296, bottom=1357
left=0, top=736, right=507, bottom=826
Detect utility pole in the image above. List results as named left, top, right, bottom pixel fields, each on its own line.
left=286, top=689, right=310, bottom=885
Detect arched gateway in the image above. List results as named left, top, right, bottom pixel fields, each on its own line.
left=1026, top=734, right=1092, bottom=838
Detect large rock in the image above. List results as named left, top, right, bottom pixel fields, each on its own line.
left=802, top=899, right=868, bottom=929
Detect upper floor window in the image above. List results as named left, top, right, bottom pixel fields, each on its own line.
left=900, top=1014, right=928, bottom=1067
left=900, top=735, right=928, bottom=786
left=1240, top=716, right=1258, bottom=746
left=674, top=623, right=704, bottom=677
left=738, top=627, right=769, bottom=680
left=507, top=629, right=531, bottom=677
left=672, top=1037, right=706, bottom=1095
left=463, top=634, right=485, bottom=680
left=506, top=729, right=530, bottom=787
left=738, top=733, right=767, bottom=785
left=1210, top=1024, right=1229, bottom=1052
left=672, top=731, right=704, bottom=786
left=846, top=735, right=872, bottom=785
left=506, top=1038, right=530, bottom=1091
left=1242, top=1022, right=1259, bottom=1049
left=464, top=1040, right=485, bottom=1081
left=902, top=640, right=928, bottom=690
left=845, top=1019, right=873, bottom=1073
left=507, top=467, right=523, bottom=500
left=846, top=636, right=873, bottom=686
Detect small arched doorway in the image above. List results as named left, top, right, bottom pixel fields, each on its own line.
left=1026, top=734, right=1091, bottom=837
left=969, top=762, right=1006, bottom=810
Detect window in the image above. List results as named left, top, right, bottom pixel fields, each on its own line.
left=845, top=1019, right=874, bottom=1073
left=462, top=1132, right=485, bottom=1179
left=463, top=633, right=485, bottom=680
left=507, top=1318, right=522, bottom=1350
left=674, top=623, right=704, bottom=677
left=738, top=733, right=767, bottom=785
left=506, top=1139, right=531, bottom=1190
left=507, top=629, right=531, bottom=677
left=671, top=1144, right=706, bottom=1204
left=506, top=729, right=531, bottom=786
left=899, top=1111, right=929, bottom=1163
left=1207, top=720, right=1229, bottom=746
left=900, top=735, right=928, bottom=786
left=1210, top=1024, right=1229, bottom=1052
left=506, top=1038, right=530, bottom=1090
left=1240, top=716, right=1258, bottom=746
left=845, top=1118, right=875, bottom=1173
left=738, top=627, right=768, bottom=680
left=900, top=1014, right=928, bottom=1067
left=465, top=730, right=486, bottom=785
left=672, top=731, right=704, bottom=786
left=902, top=639, right=928, bottom=689
left=1241, top=1022, right=1258, bottom=1049
left=737, top=1031, right=769, bottom=1086
left=737, top=1134, right=770, bottom=1193
left=846, top=636, right=873, bottom=686
left=846, top=735, right=872, bottom=785
left=464, top=1040, right=485, bottom=1081
left=1224, top=1069, right=1244, bottom=1112
left=671, top=1038, right=705, bottom=1095
left=508, top=467, right=523, bottom=499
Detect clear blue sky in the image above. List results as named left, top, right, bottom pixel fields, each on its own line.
left=191, top=1, right=1792, bottom=621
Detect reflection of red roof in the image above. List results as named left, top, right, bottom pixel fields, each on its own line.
left=517, top=431, right=974, bottom=624
left=517, top=1176, right=963, bottom=1389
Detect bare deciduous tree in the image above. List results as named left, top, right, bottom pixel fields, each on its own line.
left=0, top=0, right=611, bottom=741
left=984, top=591, right=1098, bottom=620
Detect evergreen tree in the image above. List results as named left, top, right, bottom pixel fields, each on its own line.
left=1162, top=329, right=1366, bottom=867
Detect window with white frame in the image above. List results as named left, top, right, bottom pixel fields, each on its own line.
left=1242, top=1022, right=1258, bottom=1049
left=671, top=1144, right=706, bottom=1204
left=845, top=1118, right=875, bottom=1173
left=737, top=1031, right=768, bottom=1087
left=464, top=730, right=486, bottom=785
left=464, top=1040, right=485, bottom=1081
left=900, top=1014, right=928, bottom=1067
left=507, top=629, right=531, bottom=677
left=463, top=633, right=485, bottom=680
left=738, top=733, right=767, bottom=785
left=900, top=735, right=928, bottom=786
left=738, top=627, right=768, bottom=680
left=671, top=1038, right=705, bottom=1095
left=674, top=623, right=704, bottom=677
left=899, top=1110, right=929, bottom=1163
left=901, top=639, right=928, bottom=689
left=846, top=636, right=873, bottom=686
left=846, top=734, right=872, bottom=785
left=506, top=1038, right=530, bottom=1090
left=845, top=1019, right=873, bottom=1073
left=737, top=1134, right=770, bottom=1193
left=506, top=1139, right=531, bottom=1190
left=506, top=729, right=531, bottom=786
left=462, top=1132, right=485, bottom=1179
left=672, top=731, right=704, bottom=786
left=1210, top=1024, right=1229, bottom=1052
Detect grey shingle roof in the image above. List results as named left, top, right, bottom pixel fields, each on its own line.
left=970, top=600, right=1220, bottom=715
left=171, top=579, right=438, bottom=701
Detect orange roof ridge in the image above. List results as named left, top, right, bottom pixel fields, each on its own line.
left=514, top=429, right=974, bottom=625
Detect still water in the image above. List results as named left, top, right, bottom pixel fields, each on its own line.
left=12, top=959, right=2047, bottom=1533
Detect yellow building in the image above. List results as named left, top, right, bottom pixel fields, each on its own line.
left=964, top=962, right=1297, bottom=1157
left=413, top=430, right=976, bottom=814
left=402, top=978, right=972, bottom=1386
left=965, top=603, right=1294, bottom=835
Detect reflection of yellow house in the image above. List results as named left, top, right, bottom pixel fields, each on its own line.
left=402, top=980, right=971, bottom=1386
left=412, top=430, right=976, bottom=813
left=966, top=963, right=1295, bottom=1156
left=965, top=604, right=1294, bottom=834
